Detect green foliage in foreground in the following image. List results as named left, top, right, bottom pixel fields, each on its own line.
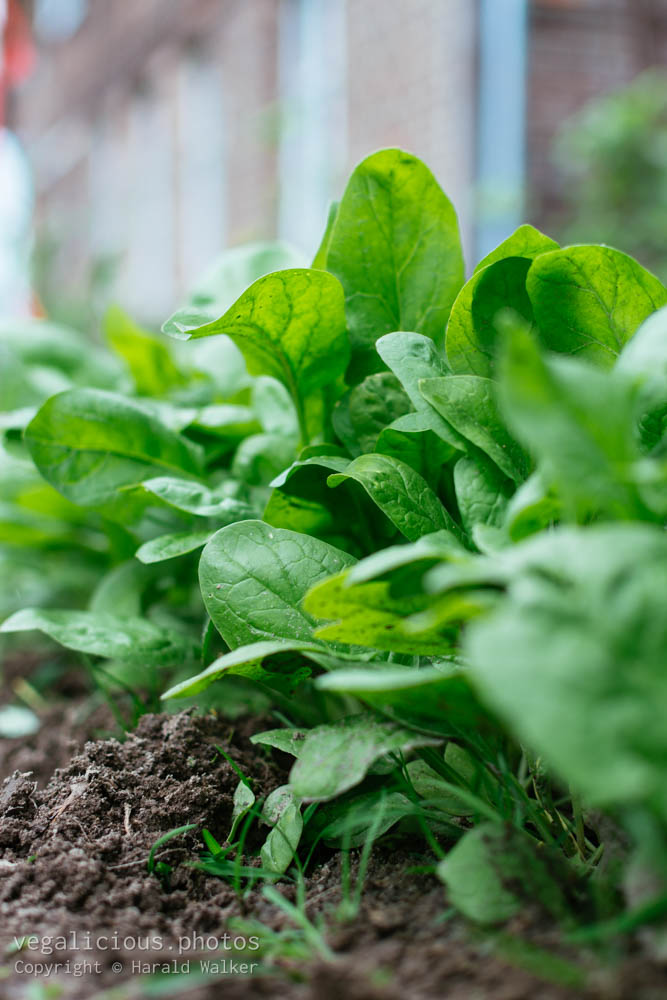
left=2, top=148, right=667, bottom=938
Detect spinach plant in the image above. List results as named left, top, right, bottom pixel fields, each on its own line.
left=2, top=148, right=667, bottom=934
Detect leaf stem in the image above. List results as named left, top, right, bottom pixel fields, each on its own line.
left=293, top=389, right=310, bottom=448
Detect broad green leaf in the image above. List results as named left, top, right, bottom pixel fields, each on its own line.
left=404, top=588, right=497, bottom=641
left=504, top=472, right=561, bottom=542
left=420, top=376, right=529, bottom=482
left=228, top=780, right=256, bottom=842
left=446, top=257, right=534, bottom=377
left=346, top=372, right=412, bottom=451
left=616, top=305, right=667, bottom=378
left=139, top=476, right=253, bottom=518
left=497, top=326, right=645, bottom=519
left=0, top=500, right=97, bottom=550
left=105, top=306, right=185, bottom=397
left=252, top=377, right=299, bottom=437
left=0, top=318, right=120, bottom=388
left=330, top=393, right=357, bottom=456
left=332, top=372, right=411, bottom=455
left=162, top=639, right=322, bottom=699
left=471, top=521, right=507, bottom=555
left=407, top=743, right=480, bottom=816
left=250, top=728, right=309, bottom=756
left=260, top=803, right=303, bottom=874
left=440, top=823, right=571, bottom=924
left=326, top=149, right=464, bottom=376
left=328, top=454, right=463, bottom=543
left=163, top=241, right=304, bottom=336
left=89, top=561, right=149, bottom=617
left=465, top=524, right=667, bottom=817
left=288, top=713, right=441, bottom=801
left=264, top=454, right=373, bottom=553
left=136, top=399, right=197, bottom=432
left=0, top=608, right=197, bottom=665
left=260, top=788, right=303, bottom=875
left=407, top=758, right=457, bottom=800
left=421, top=506, right=667, bottom=596
left=474, top=224, right=559, bottom=272
left=616, top=307, right=667, bottom=455
left=136, top=530, right=213, bottom=564
left=0, top=452, right=85, bottom=516
left=231, top=433, right=297, bottom=487
left=454, top=455, right=513, bottom=535
left=188, top=404, right=261, bottom=442
left=526, top=245, right=667, bottom=368
left=375, top=412, right=455, bottom=489
left=270, top=453, right=350, bottom=490
left=422, top=521, right=597, bottom=598
left=317, top=664, right=488, bottom=734
left=346, top=531, right=464, bottom=587
left=311, top=201, right=338, bottom=269
left=24, top=389, right=203, bottom=508
left=0, top=343, right=67, bottom=412
left=304, top=571, right=450, bottom=655
left=262, top=785, right=299, bottom=826
left=449, top=228, right=555, bottom=383
left=632, top=458, right=667, bottom=519
left=199, top=520, right=355, bottom=647
left=164, top=268, right=349, bottom=415
left=375, top=332, right=467, bottom=450
left=437, top=825, right=521, bottom=924
left=186, top=337, right=250, bottom=399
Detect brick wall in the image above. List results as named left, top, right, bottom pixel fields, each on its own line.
left=12, top=0, right=282, bottom=320
left=346, top=0, right=476, bottom=260
left=9, top=0, right=667, bottom=323
left=10, top=0, right=478, bottom=321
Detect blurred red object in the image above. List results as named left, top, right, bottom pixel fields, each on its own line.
left=1, top=0, right=36, bottom=123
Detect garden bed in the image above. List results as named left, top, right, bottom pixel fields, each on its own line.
left=0, top=702, right=663, bottom=1000
left=3, top=147, right=667, bottom=999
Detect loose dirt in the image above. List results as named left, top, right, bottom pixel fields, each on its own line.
left=0, top=702, right=665, bottom=999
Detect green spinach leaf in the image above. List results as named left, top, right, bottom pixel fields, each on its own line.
left=527, top=245, right=667, bottom=367
left=326, top=149, right=464, bottom=377
left=199, top=520, right=355, bottom=647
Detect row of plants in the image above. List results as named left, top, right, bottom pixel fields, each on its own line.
left=1, top=149, right=666, bottom=945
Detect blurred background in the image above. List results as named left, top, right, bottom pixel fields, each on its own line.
left=1, top=0, right=666, bottom=328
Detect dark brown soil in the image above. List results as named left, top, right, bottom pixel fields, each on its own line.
left=0, top=708, right=665, bottom=1000
left=0, top=650, right=115, bottom=787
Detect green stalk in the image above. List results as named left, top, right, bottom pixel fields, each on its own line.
left=293, top=390, right=310, bottom=448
